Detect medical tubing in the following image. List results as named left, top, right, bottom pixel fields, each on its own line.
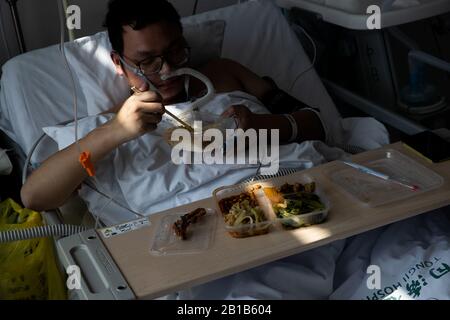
left=161, top=67, right=215, bottom=111
left=62, top=0, right=75, bottom=41
left=0, top=4, right=11, bottom=58
left=22, top=133, right=46, bottom=185
left=0, top=224, right=87, bottom=243
left=57, top=0, right=81, bottom=155
left=289, top=24, right=317, bottom=92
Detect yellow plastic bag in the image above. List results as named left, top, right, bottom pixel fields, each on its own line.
left=0, top=199, right=67, bottom=300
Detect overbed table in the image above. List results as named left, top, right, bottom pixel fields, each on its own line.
left=59, top=142, right=450, bottom=299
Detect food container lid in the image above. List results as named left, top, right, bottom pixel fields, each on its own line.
left=150, top=208, right=216, bottom=256
left=327, top=149, right=444, bottom=207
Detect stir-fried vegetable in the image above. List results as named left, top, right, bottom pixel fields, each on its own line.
left=224, top=200, right=266, bottom=226
left=266, top=182, right=325, bottom=219
left=274, top=192, right=325, bottom=218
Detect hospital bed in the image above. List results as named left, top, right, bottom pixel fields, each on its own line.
left=0, top=0, right=448, bottom=300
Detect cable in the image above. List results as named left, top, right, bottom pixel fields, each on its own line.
left=0, top=4, right=11, bottom=58
left=192, top=0, right=199, bottom=15
left=94, top=194, right=112, bottom=229
left=57, top=0, right=81, bottom=156
left=289, top=24, right=317, bottom=92
left=0, top=224, right=87, bottom=243
left=83, top=181, right=145, bottom=219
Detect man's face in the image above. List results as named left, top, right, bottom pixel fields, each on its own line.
left=113, top=21, right=186, bottom=102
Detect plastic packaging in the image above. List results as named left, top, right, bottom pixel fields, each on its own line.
left=150, top=208, right=217, bottom=256
left=264, top=187, right=330, bottom=229
left=0, top=199, right=67, bottom=300
left=214, top=183, right=273, bottom=238
left=328, top=149, right=444, bottom=207
left=213, top=175, right=330, bottom=237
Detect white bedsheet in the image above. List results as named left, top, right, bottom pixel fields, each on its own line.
left=45, top=90, right=385, bottom=225
left=331, top=207, right=450, bottom=300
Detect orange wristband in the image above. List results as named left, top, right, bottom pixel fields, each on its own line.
left=79, top=151, right=95, bottom=177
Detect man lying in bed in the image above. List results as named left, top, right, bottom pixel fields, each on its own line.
left=21, top=0, right=327, bottom=212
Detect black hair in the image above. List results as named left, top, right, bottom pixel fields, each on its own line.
left=104, top=0, right=182, bottom=55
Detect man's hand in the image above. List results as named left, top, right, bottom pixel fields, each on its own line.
left=111, top=89, right=165, bottom=143
left=222, top=105, right=255, bottom=130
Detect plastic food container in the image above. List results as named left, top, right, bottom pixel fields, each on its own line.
left=263, top=186, right=331, bottom=229
left=213, top=175, right=331, bottom=237
left=150, top=208, right=216, bottom=256
left=213, top=184, right=273, bottom=238
left=328, top=149, right=444, bottom=207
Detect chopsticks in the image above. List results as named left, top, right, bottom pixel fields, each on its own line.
left=131, top=86, right=194, bottom=131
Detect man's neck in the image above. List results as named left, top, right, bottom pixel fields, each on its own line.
left=163, top=90, right=189, bottom=105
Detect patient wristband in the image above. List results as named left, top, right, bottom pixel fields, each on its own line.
left=283, top=114, right=299, bottom=143
left=79, top=151, right=96, bottom=177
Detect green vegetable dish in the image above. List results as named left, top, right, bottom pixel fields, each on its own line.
left=274, top=192, right=325, bottom=218
left=264, top=182, right=327, bottom=228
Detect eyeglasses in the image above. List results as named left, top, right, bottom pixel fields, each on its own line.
left=121, top=45, right=191, bottom=76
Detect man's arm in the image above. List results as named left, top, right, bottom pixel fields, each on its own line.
left=213, top=59, right=326, bottom=143
left=21, top=90, right=164, bottom=211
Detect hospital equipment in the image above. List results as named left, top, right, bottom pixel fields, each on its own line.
left=4, top=0, right=75, bottom=53
left=276, top=0, right=450, bottom=30
left=387, top=27, right=450, bottom=114
left=281, top=0, right=450, bottom=137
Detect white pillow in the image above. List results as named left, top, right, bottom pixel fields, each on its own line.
left=184, top=20, right=226, bottom=68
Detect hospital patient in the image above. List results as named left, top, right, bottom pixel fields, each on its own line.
left=18, top=0, right=348, bottom=300
left=21, top=0, right=447, bottom=301
left=21, top=0, right=327, bottom=212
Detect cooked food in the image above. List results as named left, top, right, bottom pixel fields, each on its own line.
left=264, top=182, right=325, bottom=218
left=163, top=116, right=226, bottom=149
left=279, top=182, right=316, bottom=194
left=172, top=208, right=207, bottom=240
left=219, top=192, right=266, bottom=227
left=274, top=192, right=325, bottom=218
